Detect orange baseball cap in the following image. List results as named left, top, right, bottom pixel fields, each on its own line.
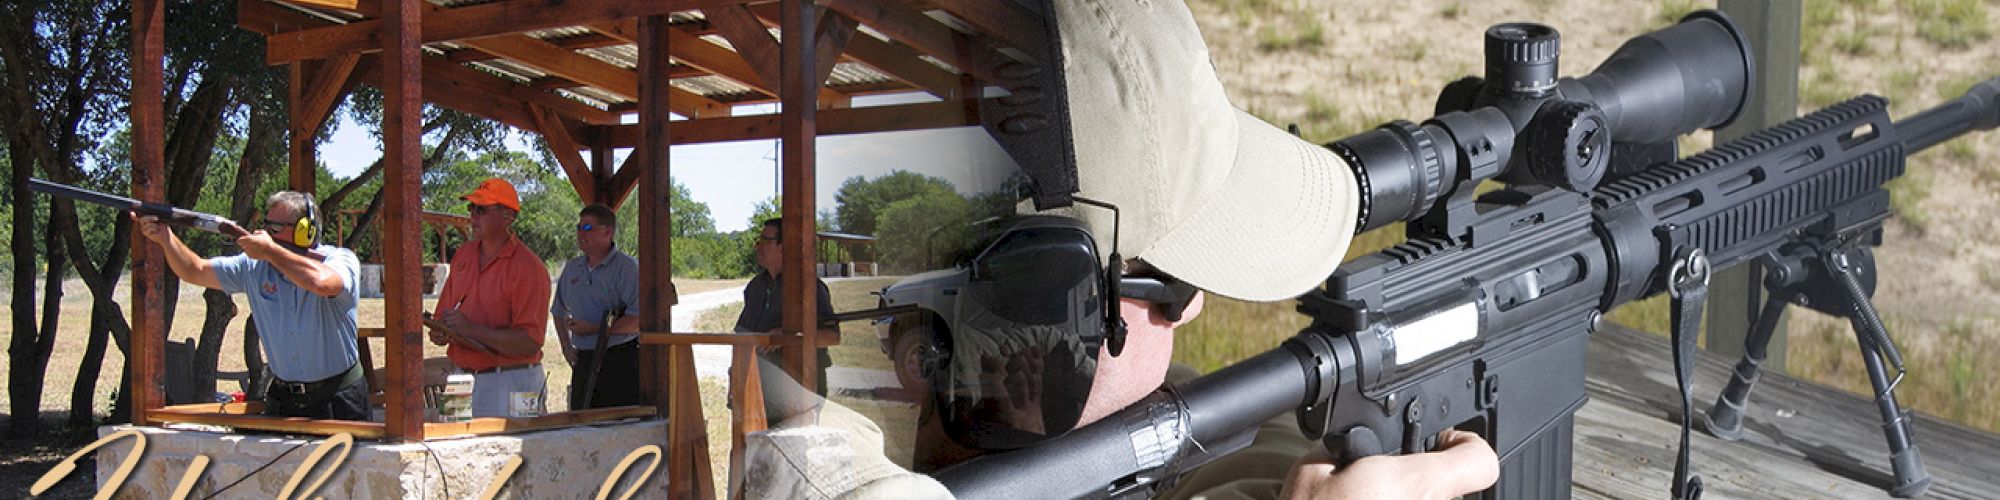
left=460, top=177, right=521, bottom=212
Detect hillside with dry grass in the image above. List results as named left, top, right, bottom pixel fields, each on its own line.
left=1172, top=0, right=2000, bottom=433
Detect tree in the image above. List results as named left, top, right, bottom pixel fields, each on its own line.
left=0, top=0, right=131, bottom=431
left=874, top=190, right=974, bottom=273
left=832, top=170, right=957, bottom=237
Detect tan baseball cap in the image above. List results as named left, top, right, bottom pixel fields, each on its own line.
left=1050, top=0, right=1359, bottom=302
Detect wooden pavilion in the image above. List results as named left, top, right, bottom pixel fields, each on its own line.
left=121, top=0, right=1051, bottom=497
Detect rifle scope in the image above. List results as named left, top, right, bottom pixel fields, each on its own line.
left=1335, top=11, right=1752, bottom=233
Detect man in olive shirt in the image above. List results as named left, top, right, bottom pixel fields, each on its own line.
left=733, top=217, right=839, bottom=396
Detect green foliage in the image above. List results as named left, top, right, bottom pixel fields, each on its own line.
left=875, top=190, right=974, bottom=273
left=1906, top=0, right=1993, bottom=48
left=832, top=170, right=957, bottom=238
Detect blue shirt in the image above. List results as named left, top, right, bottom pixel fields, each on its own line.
left=551, top=248, right=641, bottom=349
left=211, top=245, right=362, bottom=382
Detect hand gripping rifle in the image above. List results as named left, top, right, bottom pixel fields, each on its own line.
left=937, top=10, right=2000, bottom=499
left=30, top=177, right=325, bottom=260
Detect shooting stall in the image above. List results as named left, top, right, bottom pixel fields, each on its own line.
left=113, top=0, right=1046, bottom=497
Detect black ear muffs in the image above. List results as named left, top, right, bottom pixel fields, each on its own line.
left=292, top=194, right=319, bottom=248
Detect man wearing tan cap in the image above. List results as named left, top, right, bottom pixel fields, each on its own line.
left=1052, top=1, right=1496, bottom=498
left=429, top=177, right=553, bottom=417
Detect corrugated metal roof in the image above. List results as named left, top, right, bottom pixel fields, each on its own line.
left=256, top=0, right=996, bottom=114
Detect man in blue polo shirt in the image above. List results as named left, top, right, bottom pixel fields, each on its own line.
left=552, top=203, right=643, bottom=410
left=133, top=190, right=366, bottom=420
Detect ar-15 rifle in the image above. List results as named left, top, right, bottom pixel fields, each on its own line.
left=30, top=177, right=325, bottom=260
left=937, top=10, right=2000, bottom=499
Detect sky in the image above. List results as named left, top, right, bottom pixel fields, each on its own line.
left=316, top=93, right=1020, bottom=233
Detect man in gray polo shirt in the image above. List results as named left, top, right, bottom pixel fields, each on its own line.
left=134, top=191, right=366, bottom=420
left=552, top=204, right=643, bottom=410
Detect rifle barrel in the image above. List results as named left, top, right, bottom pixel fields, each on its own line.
left=28, top=178, right=143, bottom=210
left=1898, top=77, right=2000, bottom=153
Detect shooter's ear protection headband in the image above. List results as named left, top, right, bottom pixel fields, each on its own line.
left=928, top=0, right=1199, bottom=451
left=292, top=192, right=319, bottom=248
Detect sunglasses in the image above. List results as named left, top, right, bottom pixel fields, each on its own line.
left=260, top=220, right=297, bottom=232
left=468, top=204, right=508, bottom=216
left=576, top=223, right=600, bottom=232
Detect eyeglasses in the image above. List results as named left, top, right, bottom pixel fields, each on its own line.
left=261, top=220, right=297, bottom=232
left=469, top=204, right=510, bottom=216
left=576, top=223, right=599, bottom=232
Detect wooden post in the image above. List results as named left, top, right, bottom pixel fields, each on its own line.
left=780, top=0, right=821, bottom=395
left=1707, top=0, right=1801, bottom=371
left=129, top=0, right=167, bottom=426
left=379, top=0, right=427, bottom=441
left=288, top=62, right=318, bottom=194
left=639, top=14, right=708, bottom=499
left=591, top=136, right=618, bottom=206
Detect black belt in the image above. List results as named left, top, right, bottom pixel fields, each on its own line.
left=272, top=363, right=363, bottom=398
left=469, top=362, right=540, bottom=375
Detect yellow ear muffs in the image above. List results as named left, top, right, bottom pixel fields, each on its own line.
left=293, top=195, right=319, bottom=248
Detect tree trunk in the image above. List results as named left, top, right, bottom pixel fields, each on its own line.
left=69, top=297, right=110, bottom=425
left=5, top=138, right=39, bottom=433
left=188, top=289, right=234, bottom=403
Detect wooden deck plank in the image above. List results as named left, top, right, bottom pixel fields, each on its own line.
left=1578, top=325, right=2000, bottom=498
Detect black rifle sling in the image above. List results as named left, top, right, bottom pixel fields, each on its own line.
left=1669, top=268, right=1707, bottom=500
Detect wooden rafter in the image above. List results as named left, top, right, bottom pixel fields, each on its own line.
left=244, top=0, right=622, bottom=127
left=649, top=13, right=852, bottom=106
left=812, top=9, right=859, bottom=88
left=923, top=0, right=1049, bottom=57
left=596, top=98, right=981, bottom=148
left=745, top=3, right=961, bottom=100
left=702, top=5, right=782, bottom=92
left=457, top=33, right=738, bottom=118
left=530, top=104, right=598, bottom=204
left=264, top=0, right=755, bottom=65
left=820, top=0, right=1008, bottom=83
left=446, top=33, right=627, bottom=64
left=293, top=52, right=362, bottom=134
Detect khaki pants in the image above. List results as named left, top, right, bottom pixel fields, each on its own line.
left=471, top=365, right=546, bottom=418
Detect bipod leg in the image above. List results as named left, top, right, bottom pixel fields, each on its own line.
left=1700, top=292, right=1787, bottom=441
left=1824, top=248, right=1931, bottom=498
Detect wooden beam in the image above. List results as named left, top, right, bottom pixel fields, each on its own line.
left=924, top=0, right=1049, bottom=57
left=821, top=0, right=1006, bottom=83
left=244, top=0, right=621, bottom=126
left=703, top=4, right=783, bottom=93
left=598, top=18, right=854, bottom=106
left=746, top=3, right=960, bottom=100
left=461, top=34, right=728, bottom=118
left=605, top=149, right=643, bottom=209
left=446, top=33, right=629, bottom=64
left=726, top=345, right=768, bottom=496
left=131, top=0, right=168, bottom=427
left=779, top=0, right=821, bottom=399
left=288, top=52, right=363, bottom=193
left=597, top=98, right=982, bottom=148
left=589, top=134, right=618, bottom=206
left=637, top=14, right=709, bottom=500
left=264, top=0, right=756, bottom=65
left=380, top=0, right=426, bottom=442
left=457, top=35, right=638, bottom=99
left=812, top=10, right=858, bottom=88
left=530, top=104, right=598, bottom=204
left=149, top=409, right=387, bottom=439
left=423, top=406, right=657, bottom=438
left=285, top=0, right=360, bottom=12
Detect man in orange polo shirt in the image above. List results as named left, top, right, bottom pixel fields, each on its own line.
left=429, top=178, right=553, bottom=417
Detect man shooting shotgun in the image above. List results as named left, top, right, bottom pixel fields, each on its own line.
left=69, top=184, right=369, bottom=422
